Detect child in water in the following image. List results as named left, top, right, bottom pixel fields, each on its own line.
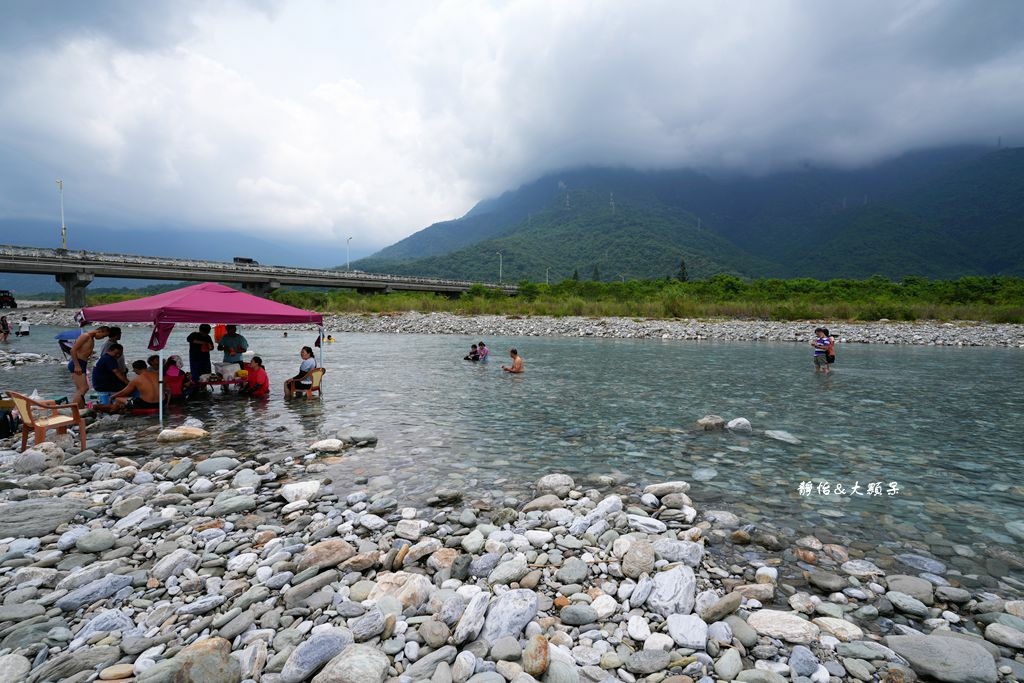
left=464, top=344, right=480, bottom=361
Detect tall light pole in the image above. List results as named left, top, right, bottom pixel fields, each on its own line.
left=56, top=179, right=66, bottom=249
left=346, top=236, right=352, bottom=270
left=496, top=251, right=503, bottom=283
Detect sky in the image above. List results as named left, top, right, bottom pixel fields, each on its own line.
left=1, top=0, right=1022, bottom=260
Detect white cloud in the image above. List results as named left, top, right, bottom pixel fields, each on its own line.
left=0, top=0, right=1022, bottom=256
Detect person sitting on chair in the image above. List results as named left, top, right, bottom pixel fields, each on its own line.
left=284, top=346, right=317, bottom=398
left=96, top=361, right=162, bottom=413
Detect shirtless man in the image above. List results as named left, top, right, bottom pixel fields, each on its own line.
left=95, top=360, right=163, bottom=413
left=68, top=326, right=110, bottom=407
left=502, top=348, right=524, bottom=374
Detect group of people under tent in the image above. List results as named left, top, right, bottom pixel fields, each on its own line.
left=62, top=323, right=323, bottom=412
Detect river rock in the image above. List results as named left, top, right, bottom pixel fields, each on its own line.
left=522, top=634, right=549, bottom=676
left=894, top=553, right=946, bottom=574
left=0, top=498, right=87, bottom=538
left=298, top=539, right=356, bottom=572
left=151, top=548, right=201, bottom=580
left=281, top=480, right=321, bottom=503
left=887, top=574, right=935, bottom=604
left=812, top=617, right=863, bottom=641
left=642, top=481, right=690, bottom=496
left=697, top=414, right=726, bottom=430
left=157, top=426, right=208, bottom=442
left=884, top=634, right=997, bottom=683
left=481, top=588, right=538, bottom=642
left=310, top=438, right=344, bottom=453
left=561, top=604, right=598, bottom=626
left=280, top=627, right=354, bottom=682
left=626, top=649, right=670, bottom=674
left=368, top=571, right=433, bottom=609
left=0, top=654, right=30, bottom=681
left=453, top=592, right=489, bottom=644
left=646, top=565, right=695, bottom=617
left=715, top=647, right=743, bottom=680
left=622, top=540, right=656, bottom=578
left=700, top=591, right=742, bottom=622
left=887, top=591, right=930, bottom=617
left=651, top=538, right=703, bottom=566
left=727, top=417, right=752, bottom=431
left=56, top=573, right=133, bottom=612
left=489, top=557, right=530, bottom=585
left=667, top=613, right=708, bottom=649
left=313, top=644, right=389, bottom=683
left=764, top=429, right=801, bottom=444
left=536, top=473, right=575, bottom=496
left=30, top=645, right=121, bottom=682
left=404, top=645, right=457, bottom=679
left=984, top=623, right=1024, bottom=649
left=556, top=557, right=589, bottom=584
left=747, top=610, right=820, bottom=644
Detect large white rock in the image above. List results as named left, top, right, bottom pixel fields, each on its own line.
left=764, top=430, right=801, bottom=445
left=645, top=566, right=695, bottom=617
left=812, top=617, right=863, bottom=642
left=747, top=610, right=820, bottom=644
left=667, top=613, right=708, bottom=650
left=280, top=481, right=321, bottom=503
left=726, top=417, right=752, bottom=432
left=536, top=473, right=575, bottom=496
left=642, top=481, right=690, bottom=497
left=310, top=438, right=344, bottom=453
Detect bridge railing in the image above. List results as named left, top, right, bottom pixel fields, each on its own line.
left=0, top=244, right=515, bottom=290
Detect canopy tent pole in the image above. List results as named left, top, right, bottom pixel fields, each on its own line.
left=158, top=348, right=164, bottom=426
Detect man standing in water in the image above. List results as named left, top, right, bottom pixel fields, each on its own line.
left=502, top=348, right=524, bottom=373
left=218, top=325, right=249, bottom=368
left=186, top=324, right=215, bottom=382
left=68, top=326, right=110, bottom=406
left=811, top=327, right=831, bottom=375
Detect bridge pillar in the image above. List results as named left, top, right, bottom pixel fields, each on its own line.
left=241, top=280, right=281, bottom=297
left=56, top=272, right=94, bottom=308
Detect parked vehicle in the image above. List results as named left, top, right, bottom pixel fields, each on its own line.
left=0, top=290, right=16, bottom=309
left=233, top=256, right=259, bottom=265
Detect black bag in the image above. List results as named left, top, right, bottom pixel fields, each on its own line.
left=826, top=353, right=836, bottom=364
left=0, top=409, right=20, bottom=439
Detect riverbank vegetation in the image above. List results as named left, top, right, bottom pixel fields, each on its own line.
left=263, top=275, right=1024, bottom=323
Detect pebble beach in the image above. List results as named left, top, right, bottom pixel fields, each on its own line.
left=0, top=308, right=1021, bottom=682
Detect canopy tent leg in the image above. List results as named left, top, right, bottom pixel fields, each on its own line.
left=158, top=349, right=164, bottom=426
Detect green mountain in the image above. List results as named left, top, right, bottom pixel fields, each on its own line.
left=355, top=146, right=1024, bottom=281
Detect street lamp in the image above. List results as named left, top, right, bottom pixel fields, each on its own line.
left=496, top=251, right=503, bottom=283
left=56, top=179, right=66, bottom=249
left=346, top=236, right=352, bottom=270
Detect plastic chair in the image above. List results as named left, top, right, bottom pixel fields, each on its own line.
left=303, top=368, right=326, bottom=399
left=7, top=391, right=87, bottom=452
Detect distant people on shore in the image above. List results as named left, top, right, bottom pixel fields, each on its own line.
left=69, top=326, right=110, bottom=407
left=95, top=360, right=162, bottom=413
left=477, top=341, right=489, bottom=360
left=15, top=316, right=30, bottom=337
left=811, top=327, right=832, bottom=375
left=502, top=348, right=524, bottom=374
left=0, top=316, right=9, bottom=341
left=464, top=344, right=480, bottom=361
left=186, top=324, right=215, bottom=382
left=284, top=346, right=317, bottom=398
left=242, top=356, right=270, bottom=398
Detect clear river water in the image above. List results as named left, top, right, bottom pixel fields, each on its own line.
left=4, top=325, right=1023, bottom=587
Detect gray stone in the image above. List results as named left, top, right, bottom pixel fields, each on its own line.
left=75, top=529, right=117, bottom=553
left=560, top=604, right=598, bottom=626
left=536, top=473, right=574, bottom=496
left=894, top=553, right=946, bottom=575
left=836, top=640, right=901, bottom=662
left=0, top=498, right=87, bottom=538
left=313, top=643, right=389, bottom=683
left=404, top=645, right=457, bottom=679
left=700, top=591, right=742, bottom=622
left=350, top=608, right=385, bottom=641
left=453, top=593, right=489, bottom=644
left=884, top=634, right=997, bottom=683
left=489, top=557, right=530, bottom=585
left=0, top=602, right=45, bottom=621
left=621, top=541, right=656, bottom=578
left=625, top=649, right=670, bottom=674
left=887, top=591, right=930, bottom=618
left=645, top=565, right=696, bottom=617
left=490, top=635, right=522, bottom=661
left=651, top=538, right=704, bottom=567
left=0, top=654, right=31, bottom=682
left=55, top=574, right=133, bottom=612
left=419, top=619, right=451, bottom=648
left=29, top=645, right=120, bottom=682
left=196, top=456, right=240, bottom=475
left=736, top=671, right=787, bottom=683
left=556, top=557, right=589, bottom=584
left=151, top=548, right=201, bottom=580
left=985, top=623, right=1024, bottom=650
left=807, top=570, right=846, bottom=592
left=281, top=627, right=354, bottom=683
left=788, top=645, right=819, bottom=677
left=69, top=608, right=136, bottom=649
left=208, top=494, right=257, bottom=516
left=667, top=613, right=707, bottom=650
left=715, top=647, right=743, bottom=680
left=481, top=588, right=538, bottom=642
left=887, top=575, right=935, bottom=605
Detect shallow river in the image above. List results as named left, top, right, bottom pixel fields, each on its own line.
left=4, top=325, right=1023, bottom=586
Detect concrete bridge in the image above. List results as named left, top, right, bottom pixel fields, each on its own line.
left=0, top=245, right=517, bottom=307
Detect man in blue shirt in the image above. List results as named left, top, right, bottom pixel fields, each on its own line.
left=92, top=343, right=128, bottom=393
left=217, top=325, right=249, bottom=366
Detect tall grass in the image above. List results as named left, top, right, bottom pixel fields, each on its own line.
left=88, top=276, right=1024, bottom=323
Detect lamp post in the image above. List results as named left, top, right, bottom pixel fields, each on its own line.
left=56, top=179, right=66, bottom=249
left=496, top=251, right=503, bottom=283
left=346, top=236, right=352, bottom=270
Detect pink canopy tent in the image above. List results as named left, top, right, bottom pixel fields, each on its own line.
left=79, top=282, right=325, bottom=422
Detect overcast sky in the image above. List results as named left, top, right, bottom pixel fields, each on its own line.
left=1, top=0, right=1022, bottom=255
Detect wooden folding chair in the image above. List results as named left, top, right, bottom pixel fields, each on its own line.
left=7, top=391, right=87, bottom=452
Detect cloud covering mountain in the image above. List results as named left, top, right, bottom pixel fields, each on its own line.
left=1, top=0, right=1022, bottom=258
